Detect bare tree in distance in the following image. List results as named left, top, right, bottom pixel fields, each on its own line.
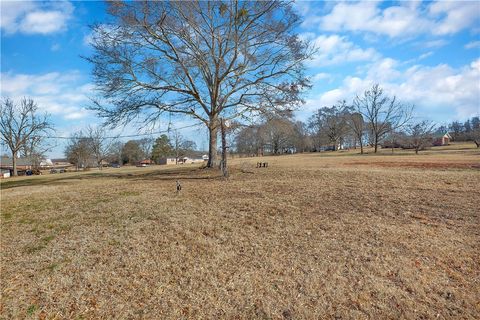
left=346, top=111, right=366, bottom=154
left=64, top=131, right=93, bottom=171
left=86, top=126, right=116, bottom=170
left=171, top=130, right=183, bottom=164
left=473, top=129, right=480, bottom=148
left=354, top=84, right=413, bottom=153
left=107, top=141, right=124, bottom=164
left=292, top=121, right=311, bottom=153
left=170, top=130, right=197, bottom=163
left=137, top=137, right=154, bottom=161
left=235, top=125, right=264, bottom=156
left=309, top=104, right=350, bottom=151
left=0, top=98, right=53, bottom=176
left=20, top=134, right=54, bottom=169
left=260, top=117, right=296, bottom=154
left=404, top=120, right=436, bottom=154
left=86, top=1, right=312, bottom=168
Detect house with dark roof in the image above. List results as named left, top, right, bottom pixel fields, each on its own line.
left=0, top=156, right=33, bottom=177
left=139, top=159, right=154, bottom=165
left=433, top=132, right=451, bottom=146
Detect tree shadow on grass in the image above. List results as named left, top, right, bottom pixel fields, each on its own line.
left=0, top=166, right=222, bottom=190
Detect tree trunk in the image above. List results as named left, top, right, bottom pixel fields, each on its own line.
left=207, top=123, right=218, bottom=168
left=415, top=148, right=419, bottom=155
left=374, top=135, right=379, bottom=153
left=220, top=119, right=228, bottom=177
left=475, top=140, right=480, bottom=148
left=12, top=151, right=18, bottom=176
left=360, top=140, right=364, bottom=154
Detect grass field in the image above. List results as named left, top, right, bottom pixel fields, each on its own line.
left=1, top=144, right=479, bottom=319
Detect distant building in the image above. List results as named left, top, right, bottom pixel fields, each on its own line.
left=157, top=157, right=178, bottom=165
left=139, top=159, right=154, bottom=165
left=40, top=159, right=54, bottom=168
left=185, top=157, right=205, bottom=164
left=157, top=157, right=205, bottom=165
left=0, top=156, right=33, bottom=176
left=433, top=132, right=451, bottom=146
left=1, top=168, right=10, bottom=179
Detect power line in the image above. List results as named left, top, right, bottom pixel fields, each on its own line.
left=40, top=123, right=204, bottom=140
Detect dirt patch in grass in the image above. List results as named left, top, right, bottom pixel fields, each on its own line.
left=1, top=150, right=479, bottom=319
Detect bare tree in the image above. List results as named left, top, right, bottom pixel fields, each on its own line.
left=137, top=137, right=154, bottom=160
left=470, top=127, right=480, bottom=148
left=20, top=134, right=54, bottom=169
left=260, top=117, right=296, bottom=154
left=404, top=121, right=436, bottom=154
left=64, top=131, right=93, bottom=171
left=106, top=141, right=125, bottom=164
left=292, top=121, right=310, bottom=153
left=0, top=98, right=53, bottom=176
left=86, top=1, right=312, bottom=168
left=346, top=112, right=365, bottom=154
left=354, top=84, right=413, bottom=153
left=448, top=121, right=464, bottom=141
left=85, top=126, right=116, bottom=170
left=171, top=130, right=183, bottom=164
left=235, top=125, right=264, bottom=156
left=308, top=105, right=350, bottom=151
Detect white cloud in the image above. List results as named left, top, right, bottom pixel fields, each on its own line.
left=307, top=1, right=480, bottom=38
left=308, top=34, right=380, bottom=67
left=83, top=32, right=93, bottom=46
left=64, top=110, right=89, bottom=120
left=0, top=71, right=92, bottom=120
left=0, top=1, right=73, bottom=35
left=311, top=72, right=333, bottom=83
left=422, top=39, right=449, bottom=49
left=465, top=41, right=480, bottom=49
left=428, top=1, right=480, bottom=35
left=418, top=51, right=434, bottom=60
left=307, top=58, right=480, bottom=120
left=319, top=1, right=432, bottom=38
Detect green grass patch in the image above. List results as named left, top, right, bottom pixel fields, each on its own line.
left=1, top=211, right=13, bottom=220
left=118, top=190, right=141, bottom=197
left=20, top=217, right=36, bottom=224
left=24, top=234, right=55, bottom=254
left=42, top=235, right=55, bottom=242
left=26, top=304, right=38, bottom=316
left=46, top=263, right=59, bottom=272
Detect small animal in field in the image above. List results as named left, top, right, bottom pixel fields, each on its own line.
left=176, top=180, right=182, bottom=193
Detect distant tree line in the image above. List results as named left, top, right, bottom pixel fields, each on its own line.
left=64, top=129, right=197, bottom=169
left=235, top=115, right=308, bottom=156
left=234, top=84, right=480, bottom=155
left=444, top=117, right=480, bottom=146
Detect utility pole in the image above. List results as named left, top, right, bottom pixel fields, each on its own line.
left=220, top=118, right=230, bottom=177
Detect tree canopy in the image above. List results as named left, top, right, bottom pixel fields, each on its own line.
left=87, top=0, right=312, bottom=167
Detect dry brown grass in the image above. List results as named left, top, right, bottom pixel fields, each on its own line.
left=1, top=146, right=479, bottom=319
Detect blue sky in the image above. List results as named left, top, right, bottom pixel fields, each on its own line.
left=1, top=1, right=479, bottom=157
